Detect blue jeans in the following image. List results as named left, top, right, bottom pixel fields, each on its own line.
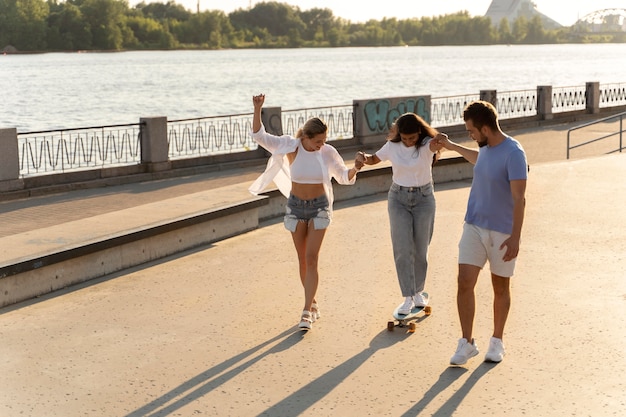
left=387, top=182, right=436, bottom=297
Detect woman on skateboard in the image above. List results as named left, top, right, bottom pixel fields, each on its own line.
left=357, top=113, right=445, bottom=315
left=249, top=94, right=364, bottom=330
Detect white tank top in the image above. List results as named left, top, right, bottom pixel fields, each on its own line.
left=290, top=142, right=324, bottom=184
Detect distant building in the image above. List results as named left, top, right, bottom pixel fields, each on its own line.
left=485, top=0, right=562, bottom=29
left=578, top=9, right=626, bottom=33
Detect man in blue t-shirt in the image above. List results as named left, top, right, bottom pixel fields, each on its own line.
left=437, top=100, right=528, bottom=365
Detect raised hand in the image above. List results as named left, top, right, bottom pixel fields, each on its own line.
left=252, top=94, right=265, bottom=109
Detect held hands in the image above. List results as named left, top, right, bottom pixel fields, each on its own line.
left=433, top=133, right=450, bottom=150
left=252, top=94, right=265, bottom=109
left=354, top=151, right=366, bottom=170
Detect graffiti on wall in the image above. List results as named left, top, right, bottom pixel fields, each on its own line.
left=362, top=97, right=430, bottom=133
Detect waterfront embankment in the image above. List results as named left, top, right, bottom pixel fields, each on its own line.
left=0, top=127, right=624, bottom=415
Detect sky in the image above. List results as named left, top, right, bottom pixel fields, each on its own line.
left=145, top=1, right=626, bottom=27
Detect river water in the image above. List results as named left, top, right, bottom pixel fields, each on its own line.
left=2, top=43, right=625, bottom=132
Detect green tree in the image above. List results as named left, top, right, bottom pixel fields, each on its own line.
left=126, top=15, right=176, bottom=48
left=524, top=15, right=545, bottom=43
left=512, top=16, right=528, bottom=43
left=1, top=0, right=622, bottom=52
left=349, top=20, right=387, bottom=46
left=497, top=17, right=515, bottom=44
left=326, top=26, right=349, bottom=47
left=466, top=16, right=493, bottom=44
left=134, top=0, right=190, bottom=22
left=419, top=17, right=442, bottom=45
left=0, top=0, right=18, bottom=48
left=397, top=18, right=424, bottom=45
left=173, top=10, right=232, bottom=48
left=229, top=1, right=305, bottom=46
left=0, top=0, right=49, bottom=50
left=47, top=1, right=92, bottom=50
left=299, top=7, right=335, bottom=44
left=379, top=18, right=402, bottom=46
left=441, top=13, right=469, bottom=44
left=80, top=0, right=127, bottom=50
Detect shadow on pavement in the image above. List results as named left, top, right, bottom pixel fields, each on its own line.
left=400, top=362, right=497, bottom=417
left=124, top=327, right=306, bottom=417
left=256, top=327, right=420, bottom=417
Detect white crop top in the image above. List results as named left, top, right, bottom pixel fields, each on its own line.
left=290, top=142, right=324, bottom=184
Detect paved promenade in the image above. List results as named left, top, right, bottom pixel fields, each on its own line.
left=0, top=122, right=625, bottom=416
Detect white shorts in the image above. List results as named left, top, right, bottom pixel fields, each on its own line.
left=458, top=223, right=517, bottom=278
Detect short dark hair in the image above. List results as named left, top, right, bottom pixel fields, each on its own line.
left=463, top=101, right=499, bottom=131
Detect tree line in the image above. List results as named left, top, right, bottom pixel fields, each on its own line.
left=1, top=0, right=623, bottom=52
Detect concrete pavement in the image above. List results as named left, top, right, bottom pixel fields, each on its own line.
left=0, top=120, right=625, bottom=416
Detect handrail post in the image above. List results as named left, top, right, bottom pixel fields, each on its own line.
left=0, top=128, right=19, bottom=182
left=567, top=131, right=571, bottom=159
left=619, top=115, right=624, bottom=153
left=480, top=90, right=497, bottom=108
left=261, top=107, right=283, bottom=135
left=585, top=82, right=600, bottom=114
left=537, top=85, right=553, bottom=120
left=140, top=117, right=171, bottom=172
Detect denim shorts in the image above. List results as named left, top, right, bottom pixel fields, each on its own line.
left=284, top=194, right=330, bottom=232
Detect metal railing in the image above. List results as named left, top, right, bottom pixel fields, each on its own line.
left=14, top=83, right=626, bottom=177
left=282, top=105, right=353, bottom=140
left=553, top=85, right=587, bottom=113
left=431, top=94, right=479, bottom=127
left=167, top=114, right=257, bottom=159
left=497, top=89, right=537, bottom=118
left=17, top=123, right=142, bottom=176
left=600, top=83, right=626, bottom=108
left=567, top=111, right=625, bottom=159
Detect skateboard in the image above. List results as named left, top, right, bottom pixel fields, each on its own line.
left=387, top=293, right=432, bottom=332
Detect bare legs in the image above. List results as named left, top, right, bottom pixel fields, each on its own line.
left=291, top=220, right=326, bottom=314
left=491, top=273, right=511, bottom=339
left=457, top=264, right=511, bottom=342
left=457, top=264, right=480, bottom=342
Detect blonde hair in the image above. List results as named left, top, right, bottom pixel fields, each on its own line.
left=296, top=117, right=327, bottom=139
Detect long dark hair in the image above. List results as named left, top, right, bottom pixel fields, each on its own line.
left=387, top=113, right=440, bottom=164
left=387, top=113, right=438, bottom=148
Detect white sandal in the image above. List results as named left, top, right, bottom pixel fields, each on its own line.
left=299, top=310, right=313, bottom=330
left=311, top=303, right=321, bottom=322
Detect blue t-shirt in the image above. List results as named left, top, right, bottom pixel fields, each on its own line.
left=465, top=137, right=528, bottom=234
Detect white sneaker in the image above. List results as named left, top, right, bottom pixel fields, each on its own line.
left=413, top=292, right=429, bottom=307
left=450, top=338, right=479, bottom=365
left=484, top=337, right=505, bottom=362
left=397, top=296, right=415, bottom=315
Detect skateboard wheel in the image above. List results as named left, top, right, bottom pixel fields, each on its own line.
left=424, top=306, right=432, bottom=315
left=408, top=322, right=416, bottom=332
left=387, top=321, right=395, bottom=331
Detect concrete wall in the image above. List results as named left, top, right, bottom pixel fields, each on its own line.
left=0, top=157, right=472, bottom=308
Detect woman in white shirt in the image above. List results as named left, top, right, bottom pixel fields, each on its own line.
left=358, top=113, right=445, bottom=316
left=249, top=94, right=363, bottom=330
